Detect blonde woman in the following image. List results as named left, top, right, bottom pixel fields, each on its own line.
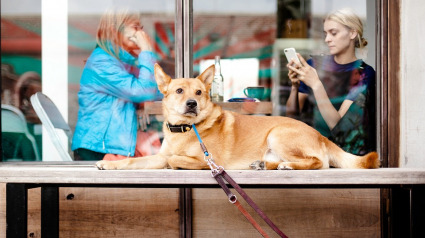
left=72, top=8, right=161, bottom=160
left=286, top=8, right=376, bottom=155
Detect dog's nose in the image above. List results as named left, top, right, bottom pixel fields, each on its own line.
left=186, top=100, right=197, bottom=109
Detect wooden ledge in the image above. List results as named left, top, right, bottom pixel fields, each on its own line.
left=1, top=162, right=424, bottom=187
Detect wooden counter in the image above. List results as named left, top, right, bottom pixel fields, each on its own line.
left=1, top=162, right=425, bottom=237
left=1, top=162, right=425, bottom=186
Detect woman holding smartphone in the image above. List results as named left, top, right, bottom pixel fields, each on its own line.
left=72, top=7, right=162, bottom=160
left=286, top=8, right=376, bottom=155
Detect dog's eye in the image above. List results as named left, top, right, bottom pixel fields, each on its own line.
left=176, top=88, right=183, bottom=94
left=196, top=90, right=202, bottom=96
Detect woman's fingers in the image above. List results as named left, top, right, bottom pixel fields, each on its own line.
left=134, top=31, right=152, bottom=51
left=129, top=36, right=138, bottom=44
left=297, top=53, right=309, bottom=66
left=288, top=70, right=300, bottom=85
left=291, top=58, right=303, bottom=69
left=288, top=65, right=302, bottom=75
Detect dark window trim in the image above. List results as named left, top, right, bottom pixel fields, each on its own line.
left=379, top=1, right=400, bottom=237
left=378, top=0, right=400, bottom=168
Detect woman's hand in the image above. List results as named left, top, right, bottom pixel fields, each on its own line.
left=287, top=53, right=321, bottom=90
left=286, top=60, right=300, bottom=88
left=123, top=25, right=152, bottom=52
left=129, top=31, right=152, bottom=52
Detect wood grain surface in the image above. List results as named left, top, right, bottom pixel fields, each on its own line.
left=1, top=163, right=425, bottom=185
left=192, top=188, right=380, bottom=238
left=0, top=185, right=179, bottom=238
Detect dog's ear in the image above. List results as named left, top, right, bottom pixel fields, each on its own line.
left=196, top=64, right=215, bottom=90
left=154, top=63, right=172, bottom=93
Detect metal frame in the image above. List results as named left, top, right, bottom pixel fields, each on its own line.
left=176, top=1, right=193, bottom=237
left=6, top=184, right=28, bottom=238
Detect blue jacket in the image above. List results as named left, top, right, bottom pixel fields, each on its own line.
left=71, top=45, right=161, bottom=156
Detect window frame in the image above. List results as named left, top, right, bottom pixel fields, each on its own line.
left=377, top=0, right=400, bottom=168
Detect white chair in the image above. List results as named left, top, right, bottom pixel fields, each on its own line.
left=30, top=92, right=73, bottom=161
left=1, top=104, right=41, bottom=161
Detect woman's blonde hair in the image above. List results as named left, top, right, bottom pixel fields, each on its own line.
left=325, top=8, right=367, bottom=49
left=96, top=7, right=140, bottom=59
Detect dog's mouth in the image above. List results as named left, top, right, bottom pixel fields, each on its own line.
left=184, top=107, right=198, bottom=116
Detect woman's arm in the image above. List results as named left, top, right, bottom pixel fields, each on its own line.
left=86, top=50, right=158, bottom=103
left=286, top=85, right=308, bottom=116
left=309, top=82, right=352, bottom=129
left=286, top=84, right=300, bottom=116
left=287, top=53, right=346, bottom=130
left=82, top=28, right=160, bottom=103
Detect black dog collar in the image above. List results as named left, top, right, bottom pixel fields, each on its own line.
left=166, top=122, right=192, bottom=133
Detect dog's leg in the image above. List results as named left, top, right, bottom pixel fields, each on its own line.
left=258, top=128, right=327, bottom=170
left=167, top=155, right=209, bottom=170
left=250, top=160, right=282, bottom=170
left=277, top=157, right=323, bottom=170
left=250, top=159, right=324, bottom=170
left=95, top=154, right=168, bottom=170
left=250, top=148, right=284, bottom=170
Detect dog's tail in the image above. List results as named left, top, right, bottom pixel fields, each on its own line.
left=325, top=139, right=380, bottom=169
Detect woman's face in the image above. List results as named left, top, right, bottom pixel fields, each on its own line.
left=120, top=19, right=142, bottom=52
left=323, top=20, right=356, bottom=56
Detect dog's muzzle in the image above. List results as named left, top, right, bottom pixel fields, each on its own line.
left=184, top=99, right=198, bottom=115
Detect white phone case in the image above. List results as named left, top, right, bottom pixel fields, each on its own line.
left=284, top=48, right=301, bottom=65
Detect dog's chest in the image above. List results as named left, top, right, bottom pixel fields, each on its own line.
left=166, top=133, right=200, bottom=156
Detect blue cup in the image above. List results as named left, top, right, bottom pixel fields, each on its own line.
left=244, top=86, right=265, bottom=100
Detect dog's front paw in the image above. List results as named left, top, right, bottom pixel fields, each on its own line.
left=277, top=163, right=294, bottom=170
left=250, top=160, right=265, bottom=170
left=95, top=160, right=120, bottom=170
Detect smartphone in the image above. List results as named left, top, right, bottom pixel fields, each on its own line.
left=284, top=48, right=301, bottom=65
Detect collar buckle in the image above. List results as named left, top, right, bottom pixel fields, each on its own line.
left=166, top=122, right=192, bottom=133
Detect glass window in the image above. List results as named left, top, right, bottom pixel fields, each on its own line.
left=193, top=0, right=376, bottom=156
left=193, top=0, right=277, bottom=102
left=1, top=0, right=175, bottom=161
left=68, top=1, right=175, bottom=161
left=1, top=0, right=42, bottom=161
left=1, top=0, right=377, bottom=161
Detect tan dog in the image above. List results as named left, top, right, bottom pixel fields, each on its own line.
left=95, top=64, right=380, bottom=170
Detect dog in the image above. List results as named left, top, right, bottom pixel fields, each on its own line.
left=95, top=64, right=380, bottom=170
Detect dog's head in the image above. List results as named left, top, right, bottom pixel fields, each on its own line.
left=154, top=63, right=215, bottom=125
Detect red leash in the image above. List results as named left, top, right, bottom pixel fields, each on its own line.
left=211, top=165, right=288, bottom=238
left=192, top=124, right=288, bottom=238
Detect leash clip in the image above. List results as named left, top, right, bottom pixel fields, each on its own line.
left=204, top=153, right=224, bottom=177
